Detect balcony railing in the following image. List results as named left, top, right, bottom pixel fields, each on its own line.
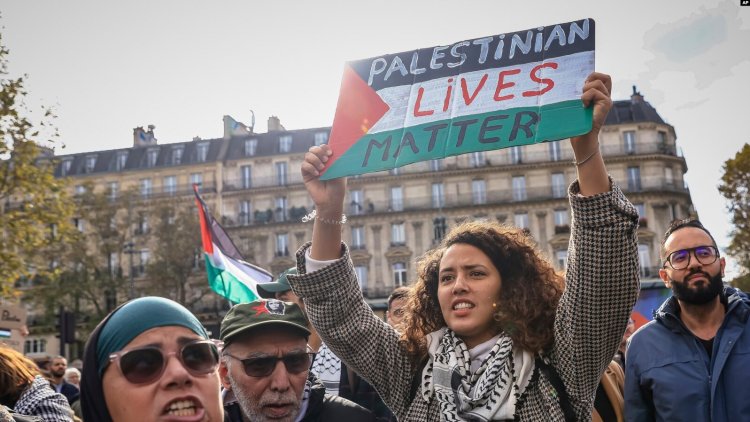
left=224, top=173, right=304, bottom=191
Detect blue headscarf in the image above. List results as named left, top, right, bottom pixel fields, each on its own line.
left=82, top=296, right=209, bottom=422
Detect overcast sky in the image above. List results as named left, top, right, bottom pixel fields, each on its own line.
left=2, top=0, right=749, bottom=275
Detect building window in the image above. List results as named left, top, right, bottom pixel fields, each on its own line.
left=391, top=223, right=406, bottom=246
left=433, top=216, right=447, bottom=242
left=432, top=183, right=445, bottom=208
left=239, top=200, right=252, bottom=225
left=140, top=178, right=152, bottom=198
left=73, top=217, right=85, bottom=233
left=554, top=209, right=569, bottom=227
left=275, top=197, right=287, bottom=222
left=430, top=159, right=443, bottom=171
left=108, top=252, right=119, bottom=278
left=24, top=339, right=47, bottom=354
left=393, top=262, right=408, bottom=286
left=389, top=167, right=400, bottom=176
left=472, top=179, right=487, bottom=204
left=137, top=213, right=149, bottom=235
left=510, top=146, right=523, bottom=164
left=244, top=139, right=257, bottom=156
left=639, top=244, right=653, bottom=277
left=61, top=159, right=72, bottom=176
left=549, top=142, right=562, bottom=161
left=627, top=166, right=642, bottom=192
left=75, top=184, right=85, bottom=195
left=172, top=146, right=184, bottom=165
left=470, top=151, right=486, bottom=167
left=623, top=131, right=636, bottom=154
left=137, top=250, right=150, bottom=276
left=634, top=203, right=646, bottom=217
left=512, top=176, right=527, bottom=201
left=551, top=172, right=566, bottom=198
left=354, top=265, right=368, bottom=290
left=314, top=132, right=328, bottom=146
left=555, top=250, right=568, bottom=270
left=351, top=226, right=366, bottom=249
left=164, top=176, right=177, bottom=196
left=665, top=167, right=674, bottom=186
left=109, top=182, right=119, bottom=201
left=514, top=212, right=529, bottom=229
left=85, top=155, right=97, bottom=173
left=275, top=162, right=288, bottom=186
left=190, top=172, right=203, bottom=187
left=390, top=186, right=403, bottom=211
left=349, top=190, right=363, bottom=215
left=241, top=165, right=252, bottom=189
left=146, top=148, right=159, bottom=168
left=196, top=142, right=209, bottom=162
left=279, top=135, right=292, bottom=153
left=116, top=151, right=128, bottom=171
left=275, top=233, right=289, bottom=257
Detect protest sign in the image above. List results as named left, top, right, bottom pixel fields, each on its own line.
left=0, top=303, right=27, bottom=352
left=321, top=18, right=595, bottom=180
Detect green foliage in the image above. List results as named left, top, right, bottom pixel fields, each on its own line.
left=730, top=273, right=750, bottom=293
left=0, top=30, right=76, bottom=297
left=719, top=143, right=750, bottom=278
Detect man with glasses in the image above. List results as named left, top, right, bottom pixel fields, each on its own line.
left=625, top=218, right=750, bottom=421
left=219, top=299, right=373, bottom=422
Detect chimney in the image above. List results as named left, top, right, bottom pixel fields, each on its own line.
left=267, top=116, right=286, bottom=132
left=133, top=125, right=158, bottom=147
left=631, top=85, right=644, bottom=104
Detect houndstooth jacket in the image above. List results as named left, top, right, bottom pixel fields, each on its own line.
left=289, top=180, right=640, bottom=421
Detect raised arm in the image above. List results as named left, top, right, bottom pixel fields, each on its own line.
left=571, top=72, right=612, bottom=196
left=301, top=145, right=347, bottom=260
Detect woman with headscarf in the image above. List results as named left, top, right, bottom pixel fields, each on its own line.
left=81, top=296, right=224, bottom=422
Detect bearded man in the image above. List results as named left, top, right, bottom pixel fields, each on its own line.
left=625, top=218, right=750, bottom=421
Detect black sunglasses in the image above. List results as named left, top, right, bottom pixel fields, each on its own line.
left=224, top=350, right=315, bottom=378
left=109, top=339, right=220, bottom=384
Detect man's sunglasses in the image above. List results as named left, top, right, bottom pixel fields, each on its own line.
left=224, top=350, right=315, bottom=378
left=109, top=339, right=221, bottom=384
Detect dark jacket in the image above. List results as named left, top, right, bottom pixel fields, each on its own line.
left=339, top=364, right=396, bottom=422
left=224, top=376, right=374, bottom=422
left=53, top=382, right=79, bottom=405
left=625, top=287, right=750, bottom=421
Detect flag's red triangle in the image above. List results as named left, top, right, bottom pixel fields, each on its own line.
left=322, top=64, right=390, bottom=177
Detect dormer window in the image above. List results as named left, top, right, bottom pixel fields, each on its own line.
left=197, top=142, right=209, bottom=162
left=146, top=148, right=159, bottom=168
left=61, top=159, right=72, bottom=176
left=115, top=151, right=129, bottom=171
left=245, top=139, right=257, bottom=156
left=85, top=155, right=97, bottom=173
left=314, top=132, right=328, bottom=146
left=172, top=146, right=184, bottom=165
left=279, top=135, right=292, bottom=153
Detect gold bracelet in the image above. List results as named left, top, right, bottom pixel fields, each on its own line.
left=301, top=209, right=347, bottom=225
left=573, top=142, right=600, bottom=167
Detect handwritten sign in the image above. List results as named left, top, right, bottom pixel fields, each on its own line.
left=0, top=303, right=27, bottom=352
left=321, top=18, right=595, bottom=180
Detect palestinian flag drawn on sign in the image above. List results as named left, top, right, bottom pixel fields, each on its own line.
left=321, top=18, right=595, bottom=180
left=193, top=185, right=273, bottom=303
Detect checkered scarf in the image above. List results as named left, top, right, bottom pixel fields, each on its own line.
left=421, top=328, right=534, bottom=421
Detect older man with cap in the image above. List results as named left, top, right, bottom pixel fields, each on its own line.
left=219, top=298, right=373, bottom=422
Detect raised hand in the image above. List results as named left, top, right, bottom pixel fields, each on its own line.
left=301, top=144, right=347, bottom=215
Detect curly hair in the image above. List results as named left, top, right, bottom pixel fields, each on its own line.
left=400, top=220, right=563, bottom=361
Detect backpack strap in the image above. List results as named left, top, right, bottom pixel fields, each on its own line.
left=535, top=357, right=576, bottom=422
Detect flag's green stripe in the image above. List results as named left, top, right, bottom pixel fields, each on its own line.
left=204, top=255, right=259, bottom=304
left=322, top=99, right=591, bottom=180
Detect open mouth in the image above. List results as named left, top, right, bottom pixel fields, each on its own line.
left=453, top=301, right=475, bottom=310
left=164, top=399, right=200, bottom=417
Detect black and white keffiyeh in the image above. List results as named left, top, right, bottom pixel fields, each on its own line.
left=421, top=328, right=535, bottom=421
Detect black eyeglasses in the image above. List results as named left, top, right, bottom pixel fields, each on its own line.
left=109, top=339, right=220, bottom=385
left=663, top=245, right=719, bottom=270
left=223, top=350, right=315, bottom=378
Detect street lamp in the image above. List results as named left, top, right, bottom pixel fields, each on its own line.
left=124, top=241, right=136, bottom=300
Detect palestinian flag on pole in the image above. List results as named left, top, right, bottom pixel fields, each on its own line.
left=321, top=18, right=595, bottom=180
left=194, top=185, right=273, bottom=303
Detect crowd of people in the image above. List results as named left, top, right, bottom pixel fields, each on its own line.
left=2, top=71, right=748, bottom=421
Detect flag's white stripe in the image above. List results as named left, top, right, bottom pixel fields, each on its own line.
left=210, top=245, right=272, bottom=294
left=369, top=50, right=593, bottom=134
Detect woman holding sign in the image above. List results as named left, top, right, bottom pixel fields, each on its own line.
left=289, top=72, right=639, bottom=421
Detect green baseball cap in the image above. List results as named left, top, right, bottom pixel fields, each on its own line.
left=220, top=299, right=310, bottom=345
left=257, top=267, right=297, bottom=299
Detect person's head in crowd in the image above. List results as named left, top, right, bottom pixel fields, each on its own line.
left=0, top=345, right=40, bottom=408
left=620, top=317, right=635, bottom=353
left=49, top=356, right=67, bottom=383
left=219, top=299, right=314, bottom=422
left=386, top=286, right=410, bottom=330
left=81, top=296, right=223, bottom=422
left=402, top=220, right=564, bottom=357
left=32, top=355, right=50, bottom=378
left=258, top=268, right=301, bottom=308
left=64, top=368, right=81, bottom=388
left=659, top=217, right=725, bottom=305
